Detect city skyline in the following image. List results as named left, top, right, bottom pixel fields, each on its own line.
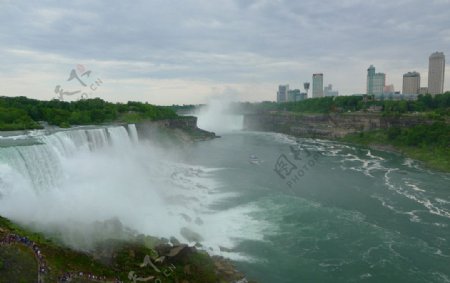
left=0, top=1, right=449, bottom=105
left=278, top=51, right=446, bottom=102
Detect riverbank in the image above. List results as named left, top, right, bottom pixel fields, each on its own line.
left=0, top=215, right=255, bottom=283
left=243, top=111, right=450, bottom=172
left=340, top=129, right=450, bottom=172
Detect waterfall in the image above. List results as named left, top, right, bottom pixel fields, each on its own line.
left=0, top=125, right=137, bottom=194
left=127, top=124, right=139, bottom=143
left=0, top=123, right=256, bottom=257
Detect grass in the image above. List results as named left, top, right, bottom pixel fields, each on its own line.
left=0, top=245, right=37, bottom=283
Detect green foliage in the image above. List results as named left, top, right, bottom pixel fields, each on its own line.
left=0, top=215, right=234, bottom=283
left=248, top=92, right=450, bottom=115
left=0, top=107, right=42, bottom=130
left=0, top=96, right=178, bottom=130
left=342, top=122, right=450, bottom=172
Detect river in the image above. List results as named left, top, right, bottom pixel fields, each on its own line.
left=0, top=122, right=449, bottom=283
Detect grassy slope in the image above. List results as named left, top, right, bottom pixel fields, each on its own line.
left=0, top=216, right=246, bottom=283
left=0, top=245, right=37, bottom=283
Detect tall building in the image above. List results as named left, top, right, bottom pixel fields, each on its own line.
left=277, top=84, right=289, bottom=103
left=303, top=82, right=310, bottom=98
left=428, top=52, right=445, bottom=95
left=367, top=65, right=385, bottom=95
left=402, top=71, right=420, bottom=94
left=324, top=84, right=339, bottom=97
left=312, top=74, right=323, bottom=98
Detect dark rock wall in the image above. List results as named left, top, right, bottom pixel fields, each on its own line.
left=243, top=112, right=433, bottom=139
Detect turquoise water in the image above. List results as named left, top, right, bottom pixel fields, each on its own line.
left=1, top=127, right=449, bottom=282
left=180, top=131, right=450, bottom=283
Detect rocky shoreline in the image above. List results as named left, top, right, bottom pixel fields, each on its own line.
left=243, top=111, right=436, bottom=139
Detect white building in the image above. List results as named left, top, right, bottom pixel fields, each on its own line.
left=428, top=52, right=445, bottom=95
left=402, top=71, right=420, bottom=95
left=324, top=84, right=339, bottom=97
left=312, top=74, right=323, bottom=98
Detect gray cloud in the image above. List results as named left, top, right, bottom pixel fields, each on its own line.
left=0, top=0, right=449, bottom=103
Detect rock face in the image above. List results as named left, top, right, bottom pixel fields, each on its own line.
left=243, top=112, right=434, bottom=138
left=135, top=116, right=216, bottom=142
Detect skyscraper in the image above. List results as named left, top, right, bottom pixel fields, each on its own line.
left=312, top=74, right=323, bottom=98
left=277, top=84, right=289, bottom=103
left=367, top=65, right=385, bottom=95
left=428, top=52, right=445, bottom=95
left=402, top=71, right=420, bottom=95
left=303, top=82, right=310, bottom=98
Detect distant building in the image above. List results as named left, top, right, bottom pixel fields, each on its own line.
left=324, top=84, right=339, bottom=97
left=277, top=85, right=289, bottom=103
left=312, top=74, right=323, bottom=98
left=298, top=92, right=307, bottom=101
left=419, top=87, right=429, bottom=95
left=402, top=71, right=420, bottom=95
left=367, top=65, right=385, bottom=95
left=303, top=82, right=310, bottom=98
left=428, top=52, right=445, bottom=95
left=384, top=84, right=395, bottom=94
left=287, top=89, right=299, bottom=102
left=288, top=89, right=307, bottom=101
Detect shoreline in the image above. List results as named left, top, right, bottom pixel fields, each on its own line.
left=243, top=111, right=450, bottom=173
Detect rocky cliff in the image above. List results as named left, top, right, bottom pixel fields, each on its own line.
left=136, top=116, right=216, bottom=143
left=243, top=112, right=434, bottom=139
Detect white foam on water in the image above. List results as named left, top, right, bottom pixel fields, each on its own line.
left=404, top=181, right=426, bottom=192
left=383, top=170, right=450, bottom=219
left=0, top=125, right=265, bottom=261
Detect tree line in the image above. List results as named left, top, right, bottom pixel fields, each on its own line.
left=245, top=92, right=450, bottom=115
left=0, top=96, right=178, bottom=131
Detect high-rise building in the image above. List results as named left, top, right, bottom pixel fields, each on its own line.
left=277, top=84, right=289, bottom=103
left=303, top=82, right=310, bottom=98
left=428, top=52, right=445, bottom=95
left=367, top=65, right=385, bottom=95
left=402, top=71, right=420, bottom=95
left=324, top=84, right=339, bottom=97
left=312, top=74, right=323, bottom=98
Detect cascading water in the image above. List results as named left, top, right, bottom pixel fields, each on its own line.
left=126, top=124, right=139, bottom=143
left=196, top=97, right=244, bottom=134
left=0, top=125, right=262, bottom=257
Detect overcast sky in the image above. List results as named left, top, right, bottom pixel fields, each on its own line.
left=0, top=0, right=449, bottom=105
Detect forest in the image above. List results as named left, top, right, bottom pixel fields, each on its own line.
left=0, top=96, right=178, bottom=130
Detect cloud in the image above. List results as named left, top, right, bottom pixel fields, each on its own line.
left=0, top=0, right=449, bottom=104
